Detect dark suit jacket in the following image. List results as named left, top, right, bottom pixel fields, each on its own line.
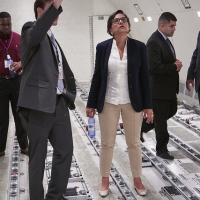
left=187, top=31, right=200, bottom=92
left=87, top=38, right=152, bottom=113
left=147, top=30, right=179, bottom=100
left=18, top=4, right=76, bottom=113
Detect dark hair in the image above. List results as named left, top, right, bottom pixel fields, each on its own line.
left=107, top=10, right=131, bottom=36
left=34, top=0, right=53, bottom=19
left=0, top=12, right=11, bottom=19
left=159, top=12, right=177, bottom=24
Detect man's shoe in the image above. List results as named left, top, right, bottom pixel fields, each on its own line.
left=21, top=148, right=28, bottom=155
left=156, top=152, right=174, bottom=160
left=0, top=151, right=5, bottom=157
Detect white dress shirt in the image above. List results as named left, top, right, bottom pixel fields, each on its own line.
left=105, top=39, right=131, bottom=105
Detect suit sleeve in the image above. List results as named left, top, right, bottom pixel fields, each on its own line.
left=147, top=40, right=177, bottom=76
left=139, top=44, right=152, bottom=109
left=87, top=44, right=102, bottom=108
left=187, top=31, right=200, bottom=80
left=21, top=4, right=62, bottom=48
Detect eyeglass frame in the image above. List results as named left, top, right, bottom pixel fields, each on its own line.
left=112, top=17, right=128, bottom=25
left=107, top=10, right=131, bottom=36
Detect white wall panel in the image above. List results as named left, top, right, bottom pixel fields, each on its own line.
left=51, top=0, right=93, bottom=81
left=2, top=0, right=200, bottom=83
left=0, top=0, right=118, bottom=81
left=1, top=0, right=95, bottom=81
left=93, top=0, right=116, bottom=15
left=92, top=16, right=112, bottom=69
left=1, top=0, right=34, bottom=34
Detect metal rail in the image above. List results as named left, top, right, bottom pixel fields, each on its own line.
left=75, top=82, right=200, bottom=200
left=45, top=143, right=93, bottom=200
left=7, top=137, right=20, bottom=200
left=141, top=145, right=199, bottom=200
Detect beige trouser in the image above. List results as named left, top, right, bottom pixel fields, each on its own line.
left=98, top=102, right=143, bottom=178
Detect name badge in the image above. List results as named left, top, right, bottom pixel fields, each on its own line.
left=4, top=60, right=9, bottom=68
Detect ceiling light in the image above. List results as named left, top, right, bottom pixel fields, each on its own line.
left=134, top=4, right=143, bottom=15
left=197, top=11, right=200, bottom=17
left=181, top=0, right=191, bottom=9
left=134, top=18, right=139, bottom=22
left=147, top=16, right=152, bottom=21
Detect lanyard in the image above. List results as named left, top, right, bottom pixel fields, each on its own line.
left=0, top=32, right=13, bottom=55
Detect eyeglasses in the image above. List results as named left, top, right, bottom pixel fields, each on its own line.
left=112, top=17, right=128, bottom=24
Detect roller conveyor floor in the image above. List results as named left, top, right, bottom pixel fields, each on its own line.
left=1, top=81, right=200, bottom=200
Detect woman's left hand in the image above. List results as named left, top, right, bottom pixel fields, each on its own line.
left=143, top=109, right=154, bottom=123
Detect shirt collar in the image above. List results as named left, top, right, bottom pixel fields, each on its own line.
left=158, top=29, right=168, bottom=40
left=0, top=31, right=12, bottom=40
left=112, top=38, right=127, bottom=59
left=47, top=29, right=52, bottom=37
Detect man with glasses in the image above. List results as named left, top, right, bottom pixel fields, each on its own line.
left=0, top=12, right=28, bottom=157
left=18, top=0, right=76, bottom=199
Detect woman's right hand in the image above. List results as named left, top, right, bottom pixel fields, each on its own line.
left=86, top=107, right=96, bottom=118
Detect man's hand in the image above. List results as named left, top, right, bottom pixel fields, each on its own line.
left=143, top=109, right=154, bottom=124
left=86, top=107, right=96, bottom=118
left=174, top=59, right=183, bottom=71
left=186, top=79, right=194, bottom=91
left=53, top=0, right=63, bottom=9
left=10, top=61, right=21, bottom=72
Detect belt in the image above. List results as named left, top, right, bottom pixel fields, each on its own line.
left=0, top=74, right=20, bottom=79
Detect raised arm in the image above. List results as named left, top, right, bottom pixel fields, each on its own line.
left=21, top=2, right=62, bottom=48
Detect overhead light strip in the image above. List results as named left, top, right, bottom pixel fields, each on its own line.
left=134, top=4, right=143, bottom=15
left=181, top=0, right=191, bottom=9
left=147, top=16, right=152, bottom=21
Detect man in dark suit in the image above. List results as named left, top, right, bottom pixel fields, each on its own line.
left=186, top=32, right=200, bottom=104
left=17, top=0, right=76, bottom=199
left=140, top=12, right=183, bottom=160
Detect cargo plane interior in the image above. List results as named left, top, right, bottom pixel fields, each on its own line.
left=1, top=0, right=200, bottom=200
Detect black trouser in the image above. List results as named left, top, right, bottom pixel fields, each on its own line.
left=0, top=75, right=27, bottom=152
left=141, top=99, right=177, bottom=154
left=198, top=88, right=200, bottom=105
left=19, top=95, right=73, bottom=200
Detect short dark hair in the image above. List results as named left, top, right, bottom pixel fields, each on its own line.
left=34, top=0, right=53, bottom=19
left=159, top=12, right=177, bottom=24
left=0, top=12, right=11, bottom=19
left=107, top=10, right=131, bottom=36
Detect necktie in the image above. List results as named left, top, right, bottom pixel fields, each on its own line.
left=50, top=33, right=64, bottom=93
left=166, top=38, right=175, bottom=58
